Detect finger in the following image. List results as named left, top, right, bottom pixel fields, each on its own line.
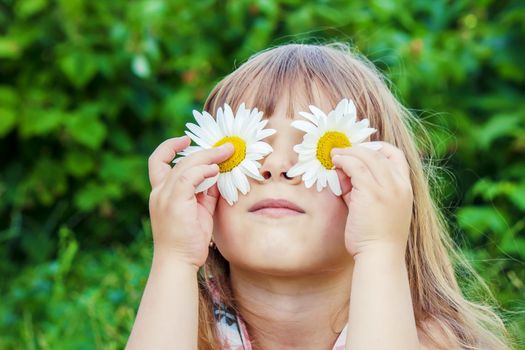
left=331, top=154, right=379, bottom=191
left=163, top=143, right=234, bottom=200
left=165, top=163, right=221, bottom=202
left=148, top=136, right=191, bottom=188
left=172, top=143, right=234, bottom=177
left=196, top=183, right=221, bottom=216
left=374, top=142, right=411, bottom=179
left=334, top=168, right=353, bottom=196
left=331, top=144, right=389, bottom=187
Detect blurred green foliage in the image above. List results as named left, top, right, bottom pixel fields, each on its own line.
left=1, top=0, right=524, bottom=348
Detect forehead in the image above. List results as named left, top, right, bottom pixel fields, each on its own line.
left=241, top=82, right=336, bottom=121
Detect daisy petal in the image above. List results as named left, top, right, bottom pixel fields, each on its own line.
left=257, top=119, right=269, bottom=130
left=317, top=112, right=327, bottom=132
left=247, top=153, right=264, bottom=161
left=172, top=146, right=202, bottom=163
left=343, top=100, right=357, bottom=121
left=293, top=143, right=315, bottom=153
left=299, top=153, right=316, bottom=162
left=327, top=170, right=342, bottom=196
left=232, top=166, right=250, bottom=195
left=195, top=174, right=219, bottom=193
left=218, top=172, right=234, bottom=205
left=202, top=111, right=223, bottom=139
left=248, top=141, right=273, bottom=156
left=309, top=105, right=328, bottom=119
left=240, top=160, right=264, bottom=181
left=316, top=171, right=327, bottom=192
left=355, top=118, right=370, bottom=129
left=290, top=120, right=318, bottom=134
left=302, top=168, right=317, bottom=183
left=334, top=98, right=348, bottom=117
left=181, top=145, right=204, bottom=154
left=305, top=174, right=317, bottom=188
left=216, top=107, right=228, bottom=136
left=184, top=130, right=211, bottom=148
left=256, top=128, right=276, bottom=140
left=223, top=104, right=235, bottom=136
left=192, top=111, right=221, bottom=141
left=244, top=117, right=264, bottom=142
left=217, top=175, right=228, bottom=202
left=298, top=111, right=319, bottom=126
left=186, top=122, right=216, bottom=145
left=350, top=127, right=376, bottom=144
left=286, top=161, right=310, bottom=177
left=286, top=165, right=303, bottom=178
left=224, top=172, right=238, bottom=204
left=250, top=109, right=264, bottom=122
left=233, top=103, right=246, bottom=134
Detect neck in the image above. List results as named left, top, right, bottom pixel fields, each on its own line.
left=229, top=264, right=353, bottom=350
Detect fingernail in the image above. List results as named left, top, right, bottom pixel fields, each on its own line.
left=358, top=142, right=383, bottom=150
left=331, top=148, right=343, bottom=157
left=217, top=143, right=233, bottom=150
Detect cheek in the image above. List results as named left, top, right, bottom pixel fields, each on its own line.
left=213, top=201, right=238, bottom=236
left=212, top=200, right=247, bottom=252
left=315, top=193, right=348, bottom=241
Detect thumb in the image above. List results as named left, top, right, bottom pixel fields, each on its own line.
left=335, top=168, right=353, bottom=197
left=197, top=183, right=221, bottom=216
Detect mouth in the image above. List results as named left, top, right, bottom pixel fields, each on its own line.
left=248, top=198, right=305, bottom=218
left=250, top=207, right=304, bottom=218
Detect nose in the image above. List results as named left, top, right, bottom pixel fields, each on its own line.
left=258, top=142, right=302, bottom=185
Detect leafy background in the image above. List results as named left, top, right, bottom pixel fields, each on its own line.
left=1, top=0, right=524, bottom=348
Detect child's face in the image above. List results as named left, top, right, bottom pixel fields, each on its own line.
left=212, top=95, right=355, bottom=274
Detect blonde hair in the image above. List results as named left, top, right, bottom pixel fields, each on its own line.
left=195, top=43, right=513, bottom=349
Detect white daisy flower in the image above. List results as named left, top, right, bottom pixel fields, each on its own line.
left=286, top=98, right=382, bottom=196
left=173, top=103, right=276, bottom=205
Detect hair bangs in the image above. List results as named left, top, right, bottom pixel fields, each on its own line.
left=204, top=45, right=361, bottom=121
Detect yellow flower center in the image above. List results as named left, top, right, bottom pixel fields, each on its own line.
left=316, top=131, right=351, bottom=169
left=213, top=136, right=247, bottom=173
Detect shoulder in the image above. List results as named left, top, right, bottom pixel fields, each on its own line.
left=418, top=318, right=462, bottom=350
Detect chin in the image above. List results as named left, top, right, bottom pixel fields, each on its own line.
left=221, top=243, right=352, bottom=276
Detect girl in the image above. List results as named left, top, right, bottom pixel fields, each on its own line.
left=126, top=43, right=512, bottom=349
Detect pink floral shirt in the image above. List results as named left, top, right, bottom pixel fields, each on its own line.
left=210, top=281, right=348, bottom=349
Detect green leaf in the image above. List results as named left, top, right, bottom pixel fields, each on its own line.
left=0, top=38, right=21, bottom=58
left=15, top=0, right=48, bottom=18
left=74, top=181, right=123, bottom=211
left=456, top=206, right=509, bottom=240
left=99, top=153, right=144, bottom=183
left=56, top=226, right=79, bottom=277
left=0, top=86, right=18, bottom=136
left=64, top=108, right=107, bottom=149
left=473, top=113, right=522, bottom=150
left=64, top=150, right=95, bottom=177
left=0, top=109, right=16, bottom=137
left=509, top=182, right=525, bottom=211
left=26, top=158, right=68, bottom=206
left=19, top=109, right=64, bottom=137
left=59, top=51, right=98, bottom=88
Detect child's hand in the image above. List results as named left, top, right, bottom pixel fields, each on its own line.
left=147, top=136, right=234, bottom=269
left=330, top=142, right=413, bottom=259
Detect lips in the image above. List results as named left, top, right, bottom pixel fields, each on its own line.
left=248, top=198, right=305, bottom=213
